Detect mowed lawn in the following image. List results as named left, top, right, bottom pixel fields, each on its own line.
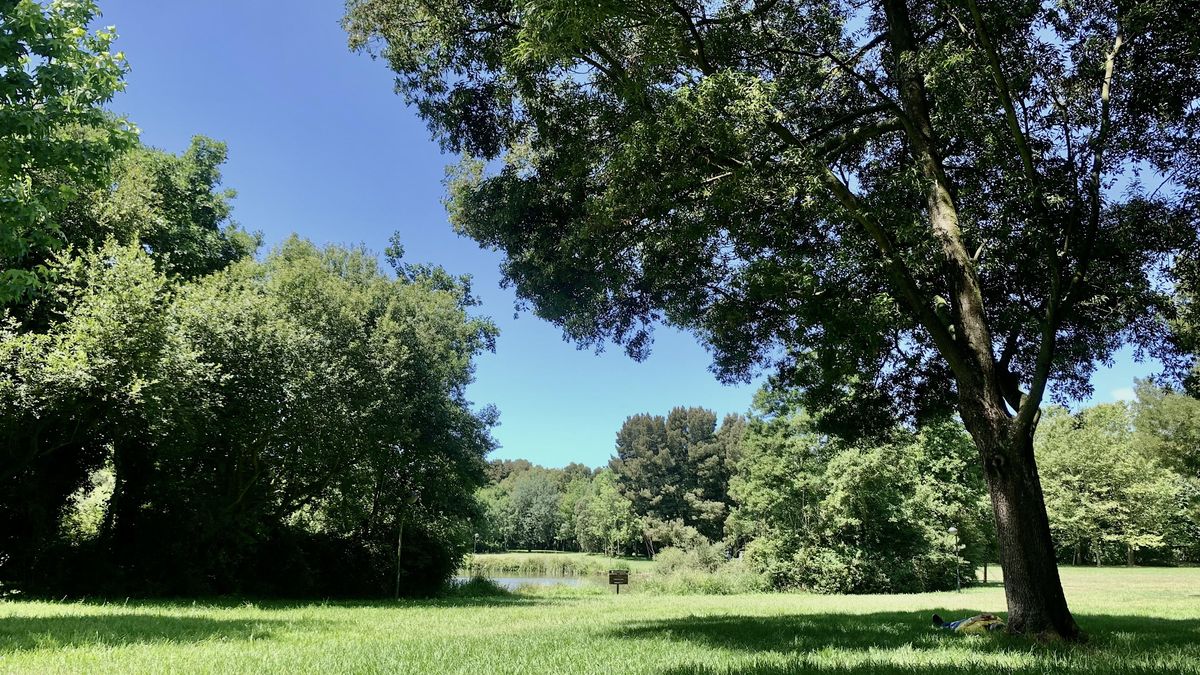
left=2, top=567, right=1198, bottom=674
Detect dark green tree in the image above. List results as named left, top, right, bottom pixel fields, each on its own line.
left=610, top=413, right=677, bottom=521
left=346, top=0, right=1200, bottom=637
left=609, top=406, right=742, bottom=544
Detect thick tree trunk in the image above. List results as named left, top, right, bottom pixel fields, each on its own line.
left=969, top=416, right=1081, bottom=640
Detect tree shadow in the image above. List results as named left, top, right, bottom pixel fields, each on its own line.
left=0, top=613, right=313, bottom=652
left=14, top=593, right=561, bottom=612
left=609, top=610, right=1200, bottom=674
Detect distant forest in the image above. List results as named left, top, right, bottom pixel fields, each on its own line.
left=479, top=382, right=1200, bottom=593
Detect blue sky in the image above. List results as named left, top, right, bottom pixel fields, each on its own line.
left=99, top=1, right=1153, bottom=469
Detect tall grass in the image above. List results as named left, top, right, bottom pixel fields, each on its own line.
left=462, top=551, right=654, bottom=577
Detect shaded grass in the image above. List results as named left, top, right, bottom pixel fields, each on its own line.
left=1, top=567, right=1197, bottom=673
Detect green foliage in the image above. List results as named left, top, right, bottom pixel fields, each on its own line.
left=573, top=469, right=638, bottom=556
left=729, top=388, right=989, bottom=593
left=0, top=0, right=137, bottom=303
left=507, top=469, right=562, bottom=550
left=0, top=235, right=498, bottom=597
left=639, top=559, right=771, bottom=596
left=1036, top=402, right=1193, bottom=565
left=1132, top=380, right=1200, bottom=481
left=345, top=0, right=1198, bottom=432
left=609, top=407, right=743, bottom=545
left=82, top=137, right=257, bottom=280
left=475, top=460, right=638, bottom=556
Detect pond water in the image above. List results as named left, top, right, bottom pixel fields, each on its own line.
left=453, top=575, right=600, bottom=590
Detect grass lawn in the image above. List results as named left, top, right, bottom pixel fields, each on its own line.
left=2, top=567, right=1198, bottom=674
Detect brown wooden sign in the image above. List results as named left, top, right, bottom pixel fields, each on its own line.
left=608, top=570, right=629, bottom=593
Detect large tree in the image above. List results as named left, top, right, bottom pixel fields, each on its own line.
left=346, top=0, right=1200, bottom=637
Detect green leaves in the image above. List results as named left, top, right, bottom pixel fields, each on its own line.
left=729, top=395, right=989, bottom=593
left=1035, top=401, right=1190, bottom=565
left=1, top=0, right=137, bottom=304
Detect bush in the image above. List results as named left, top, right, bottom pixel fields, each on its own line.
left=462, top=553, right=636, bottom=577
left=641, top=558, right=769, bottom=595
left=445, top=576, right=511, bottom=598
left=653, top=543, right=726, bottom=574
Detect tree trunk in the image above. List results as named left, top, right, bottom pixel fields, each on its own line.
left=1127, top=546, right=1135, bottom=567
left=973, top=423, right=1080, bottom=640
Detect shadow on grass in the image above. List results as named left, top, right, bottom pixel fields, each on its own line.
left=11, top=593, right=561, bottom=612
left=0, top=613, right=308, bottom=652
left=611, top=611, right=1200, bottom=674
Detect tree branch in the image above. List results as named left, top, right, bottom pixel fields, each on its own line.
left=964, top=0, right=1038, bottom=185
left=817, top=117, right=905, bottom=158
left=767, top=115, right=971, bottom=378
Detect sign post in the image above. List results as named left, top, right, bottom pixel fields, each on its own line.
left=608, top=569, right=629, bottom=594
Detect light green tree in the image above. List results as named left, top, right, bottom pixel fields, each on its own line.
left=1, top=0, right=136, bottom=303
left=1036, top=404, right=1181, bottom=566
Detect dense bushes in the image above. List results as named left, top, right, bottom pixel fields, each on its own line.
left=727, top=388, right=990, bottom=594
left=1, top=237, right=496, bottom=598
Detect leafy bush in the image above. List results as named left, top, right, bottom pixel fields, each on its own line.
left=730, top=409, right=989, bottom=594
left=445, top=576, right=511, bottom=598
left=653, top=543, right=726, bottom=574
left=641, top=558, right=769, bottom=595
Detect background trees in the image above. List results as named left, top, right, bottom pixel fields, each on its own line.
left=474, top=382, right=1199, bottom=592
left=609, top=407, right=743, bottom=548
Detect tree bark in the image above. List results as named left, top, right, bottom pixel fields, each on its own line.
left=963, top=407, right=1081, bottom=640
left=877, top=0, right=1082, bottom=641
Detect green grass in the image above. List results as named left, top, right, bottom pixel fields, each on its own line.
left=462, top=550, right=658, bottom=576
left=2, top=567, right=1198, bottom=673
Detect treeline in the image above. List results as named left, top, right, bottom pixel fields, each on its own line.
left=481, top=383, right=1200, bottom=593
left=1, top=2, right=494, bottom=597
left=476, top=408, right=744, bottom=556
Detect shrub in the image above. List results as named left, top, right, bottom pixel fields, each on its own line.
left=445, top=576, right=511, bottom=598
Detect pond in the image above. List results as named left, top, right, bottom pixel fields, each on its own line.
left=453, top=575, right=602, bottom=591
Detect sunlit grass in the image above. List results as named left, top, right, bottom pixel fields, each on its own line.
left=1, top=567, right=1197, bottom=673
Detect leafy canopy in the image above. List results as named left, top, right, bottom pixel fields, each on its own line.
left=346, top=0, right=1200, bottom=433
left=1, top=0, right=136, bottom=302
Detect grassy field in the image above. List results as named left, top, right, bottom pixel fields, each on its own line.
left=2, top=567, right=1198, bottom=674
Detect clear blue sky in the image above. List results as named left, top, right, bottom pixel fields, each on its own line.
left=99, top=0, right=1153, bottom=468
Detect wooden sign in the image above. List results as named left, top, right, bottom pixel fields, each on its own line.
left=608, top=569, right=629, bottom=593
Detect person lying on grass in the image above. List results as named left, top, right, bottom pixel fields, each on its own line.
left=932, top=613, right=1006, bottom=633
